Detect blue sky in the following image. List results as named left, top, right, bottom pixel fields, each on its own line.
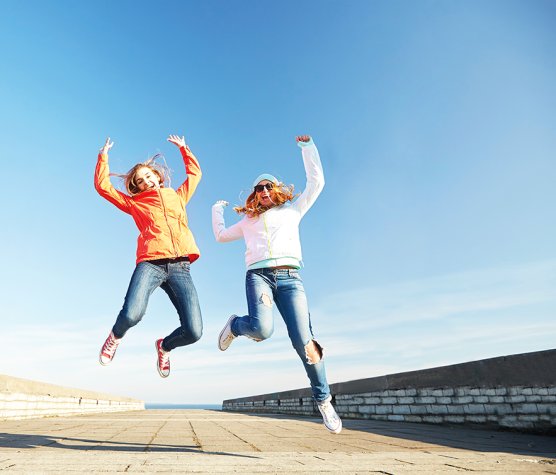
left=0, top=0, right=554, bottom=404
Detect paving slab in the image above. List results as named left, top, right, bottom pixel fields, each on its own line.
left=0, top=409, right=554, bottom=473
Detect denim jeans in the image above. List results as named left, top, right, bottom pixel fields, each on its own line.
left=231, top=268, right=330, bottom=402
left=112, top=259, right=203, bottom=351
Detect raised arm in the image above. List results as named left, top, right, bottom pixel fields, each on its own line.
left=212, top=200, right=244, bottom=242
left=169, top=134, right=202, bottom=205
left=291, top=135, right=325, bottom=217
left=94, top=137, right=132, bottom=214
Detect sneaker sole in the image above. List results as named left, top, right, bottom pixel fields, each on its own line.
left=218, top=315, right=236, bottom=351
left=155, top=340, right=170, bottom=378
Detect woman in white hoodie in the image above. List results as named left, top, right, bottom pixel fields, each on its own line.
left=211, top=135, right=342, bottom=434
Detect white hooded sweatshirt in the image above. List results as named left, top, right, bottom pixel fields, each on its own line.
left=211, top=140, right=324, bottom=269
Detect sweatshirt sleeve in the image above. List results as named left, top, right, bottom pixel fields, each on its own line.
left=176, top=145, right=202, bottom=205
left=291, top=140, right=325, bottom=217
left=94, top=152, right=132, bottom=214
left=212, top=204, right=244, bottom=242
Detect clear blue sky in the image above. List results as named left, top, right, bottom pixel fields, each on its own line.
left=0, top=0, right=554, bottom=404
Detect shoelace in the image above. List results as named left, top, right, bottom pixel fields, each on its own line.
left=320, top=402, right=338, bottom=422
left=102, top=337, right=118, bottom=356
left=158, top=351, right=170, bottom=370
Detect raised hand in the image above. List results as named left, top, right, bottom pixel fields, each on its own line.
left=167, top=134, right=186, bottom=148
left=295, top=135, right=311, bottom=143
left=100, top=137, right=114, bottom=154
left=213, top=200, right=229, bottom=207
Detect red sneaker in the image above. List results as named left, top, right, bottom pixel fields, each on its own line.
left=99, top=331, right=121, bottom=366
left=155, top=339, right=170, bottom=378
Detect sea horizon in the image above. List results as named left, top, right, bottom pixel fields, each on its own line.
left=146, top=403, right=222, bottom=410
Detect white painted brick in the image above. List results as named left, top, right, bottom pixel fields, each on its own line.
left=518, top=415, right=540, bottom=422
left=410, top=405, right=427, bottom=415
left=464, top=404, right=486, bottom=414
left=436, top=397, right=452, bottom=404
left=489, top=396, right=504, bottom=403
left=453, top=396, right=473, bottom=404
left=415, top=397, right=435, bottom=404
left=364, top=397, right=381, bottom=404
left=445, top=416, right=465, bottom=424
left=429, top=405, right=448, bottom=415
left=423, top=416, right=443, bottom=423
left=381, top=397, right=397, bottom=404
left=405, top=415, right=423, bottom=423
left=387, top=415, right=405, bottom=422
left=465, top=415, right=487, bottom=423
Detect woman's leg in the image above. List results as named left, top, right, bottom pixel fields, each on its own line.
left=160, top=260, right=203, bottom=351
left=273, top=270, right=330, bottom=402
left=112, top=262, right=165, bottom=338
left=231, top=270, right=275, bottom=341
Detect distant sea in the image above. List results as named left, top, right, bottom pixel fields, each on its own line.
left=146, top=403, right=222, bottom=410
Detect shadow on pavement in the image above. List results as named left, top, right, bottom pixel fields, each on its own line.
left=0, top=433, right=259, bottom=458
left=227, top=411, right=556, bottom=458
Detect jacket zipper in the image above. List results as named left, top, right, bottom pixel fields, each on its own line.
left=158, top=189, right=180, bottom=258
left=262, top=213, right=273, bottom=258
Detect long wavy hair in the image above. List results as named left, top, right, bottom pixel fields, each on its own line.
left=234, top=182, right=296, bottom=218
left=112, top=154, right=171, bottom=196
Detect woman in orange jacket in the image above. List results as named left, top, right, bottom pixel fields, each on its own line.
left=94, top=134, right=203, bottom=378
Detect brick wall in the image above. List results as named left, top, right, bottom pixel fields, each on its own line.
left=223, top=349, right=556, bottom=433
left=0, top=374, right=144, bottom=420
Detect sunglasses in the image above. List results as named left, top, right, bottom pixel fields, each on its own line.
left=254, top=183, right=274, bottom=193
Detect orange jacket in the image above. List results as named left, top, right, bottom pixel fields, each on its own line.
left=94, top=145, right=201, bottom=264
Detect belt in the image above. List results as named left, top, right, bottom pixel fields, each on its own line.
left=145, top=256, right=190, bottom=266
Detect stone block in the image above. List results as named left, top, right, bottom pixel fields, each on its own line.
left=415, top=397, right=435, bottom=404
left=453, top=396, right=473, bottom=404
left=442, top=388, right=455, bottom=396
left=468, top=388, right=481, bottom=396
left=445, top=416, right=465, bottom=424
left=522, top=388, right=533, bottom=396
left=483, top=389, right=496, bottom=396
left=514, top=403, right=538, bottom=414
left=364, top=397, right=381, bottom=404
left=405, top=415, right=423, bottom=423
left=398, top=397, right=415, bottom=404
left=473, top=396, right=489, bottom=403
left=375, top=405, right=393, bottom=415
left=429, top=405, right=448, bottom=415
left=423, top=416, right=443, bottom=423
left=447, top=405, right=464, bottom=415
left=465, top=415, right=487, bottom=423
left=358, top=406, right=376, bottom=415
left=436, top=397, right=452, bottom=404
left=387, top=415, right=405, bottom=422
left=506, top=395, right=526, bottom=403
left=392, top=405, right=411, bottom=415
left=464, top=404, right=486, bottom=414
left=489, top=396, right=504, bottom=403
left=381, top=397, right=397, bottom=404
left=525, top=395, right=542, bottom=403
left=495, top=388, right=507, bottom=396
left=410, top=405, right=427, bottom=415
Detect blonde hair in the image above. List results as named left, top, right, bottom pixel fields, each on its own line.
left=234, top=182, right=296, bottom=218
left=112, top=154, right=171, bottom=196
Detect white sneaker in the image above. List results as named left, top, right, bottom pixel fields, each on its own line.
left=218, top=315, right=237, bottom=351
left=99, top=331, right=121, bottom=366
left=317, top=396, right=342, bottom=434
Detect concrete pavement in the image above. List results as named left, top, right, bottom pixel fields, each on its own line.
left=0, top=409, right=554, bottom=473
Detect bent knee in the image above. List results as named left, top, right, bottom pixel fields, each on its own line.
left=250, top=324, right=274, bottom=341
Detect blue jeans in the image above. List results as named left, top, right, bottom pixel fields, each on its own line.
left=112, top=259, right=203, bottom=351
left=231, top=268, right=330, bottom=402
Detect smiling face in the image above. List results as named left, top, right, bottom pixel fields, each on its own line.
left=255, top=180, right=275, bottom=207
left=134, top=166, right=161, bottom=192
